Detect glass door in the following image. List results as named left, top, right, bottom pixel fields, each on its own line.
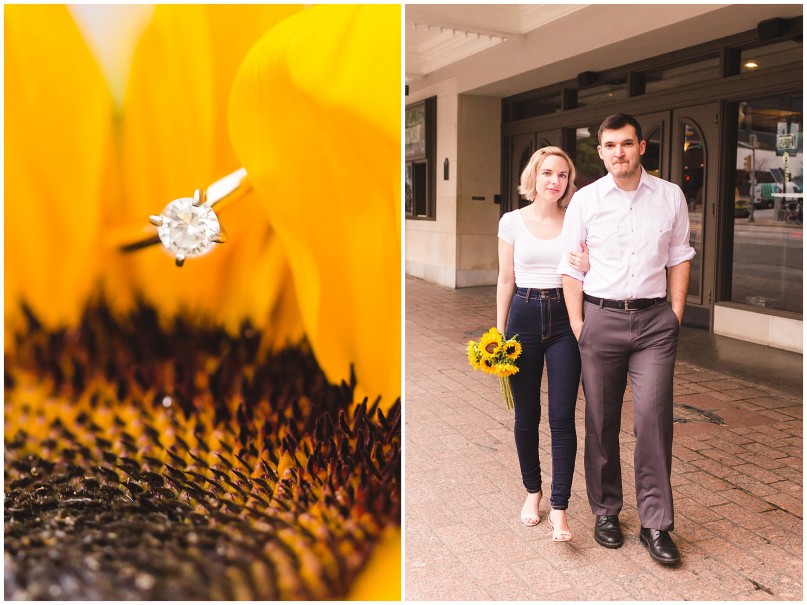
left=635, top=111, right=671, bottom=180
left=671, top=104, right=720, bottom=327
left=504, top=129, right=562, bottom=213
left=508, top=133, right=535, bottom=211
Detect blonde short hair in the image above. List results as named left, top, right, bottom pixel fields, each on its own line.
left=518, top=146, right=576, bottom=207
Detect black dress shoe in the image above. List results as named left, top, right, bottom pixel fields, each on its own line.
left=593, top=515, right=623, bottom=548
left=639, top=528, right=681, bottom=565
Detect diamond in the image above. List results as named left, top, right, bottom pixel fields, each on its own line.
left=156, top=198, right=221, bottom=258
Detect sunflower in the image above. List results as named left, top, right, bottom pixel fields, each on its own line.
left=467, top=328, right=521, bottom=410
left=495, top=362, right=520, bottom=377
left=504, top=339, right=522, bottom=361
left=479, top=328, right=504, bottom=359
left=480, top=357, right=496, bottom=374
left=466, top=340, right=482, bottom=370
left=5, top=4, right=400, bottom=600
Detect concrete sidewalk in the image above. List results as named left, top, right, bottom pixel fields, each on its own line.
left=404, top=276, right=802, bottom=601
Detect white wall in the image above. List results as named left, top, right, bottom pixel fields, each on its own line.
left=405, top=92, right=502, bottom=288
left=714, top=304, right=803, bottom=353
left=456, top=95, right=501, bottom=287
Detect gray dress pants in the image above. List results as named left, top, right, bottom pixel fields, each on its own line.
left=578, top=299, right=679, bottom=531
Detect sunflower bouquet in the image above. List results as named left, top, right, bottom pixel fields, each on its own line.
left=466, top=327, right=522, bottom=410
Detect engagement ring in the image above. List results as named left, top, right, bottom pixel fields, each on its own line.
left=119, top=168, right=249, bottom=266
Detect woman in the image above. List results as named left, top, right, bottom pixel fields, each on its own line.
left=496, top=146, right=587, bottom=542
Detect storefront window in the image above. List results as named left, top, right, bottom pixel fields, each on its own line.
left=406, top=97, right=436, bottom=219
left=511, top=91, right=562, bottom=121
left=730, top=94, right=802, bottom=313
left=405, top=105, right=426, bottom=159
left=644, top=56, right=719, bottom=94
left=577, top=78, right=627, bottom=108
left=741, top=40, right=802, bottom=74
left=572, top=125, right=606, bottom=189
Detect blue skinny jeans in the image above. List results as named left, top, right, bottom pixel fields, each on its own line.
left=506, top=287, right=581, bottom=510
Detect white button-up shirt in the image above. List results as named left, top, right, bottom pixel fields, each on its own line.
left=558, top=167, right=695, bottom=299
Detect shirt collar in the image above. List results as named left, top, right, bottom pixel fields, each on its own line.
left=599, top=166, right=656, bottom=196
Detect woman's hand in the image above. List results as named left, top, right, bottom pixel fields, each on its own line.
left=567, top=242, right=589, bottom=273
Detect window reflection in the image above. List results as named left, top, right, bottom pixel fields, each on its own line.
left=731, top=95, right=803, bottom=313
left=681, top=121, right=705, bottom=299
left=573, top=125, right=606, bottom=189
left=577, top=79, right=627, bottom=107
left=511, top=92, right=562, bottom=120
left=643, top=126, right=662, bottom=177
left=644, top=57, right=719, bottom=94
left=741, top=40, right=802, bottom=74
left=516, top=142, right=533, bottom=209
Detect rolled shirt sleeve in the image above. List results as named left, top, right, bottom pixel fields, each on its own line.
left=557, top=195, right=586, bottom=281
left=667, top=188, right=697, bottom=267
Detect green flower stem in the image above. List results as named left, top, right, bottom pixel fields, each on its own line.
left=500, top=376, right=515, bottom=411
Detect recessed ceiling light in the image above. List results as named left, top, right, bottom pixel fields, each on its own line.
left=744, top=61, right=760, bottom=69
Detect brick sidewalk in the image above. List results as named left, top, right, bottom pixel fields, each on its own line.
left=404, top=276, right=802, bottom=601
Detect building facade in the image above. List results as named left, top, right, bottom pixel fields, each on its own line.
left=405, top=4, right=803, bottom=352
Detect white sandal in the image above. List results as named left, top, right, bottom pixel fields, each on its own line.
left=521, top=512, right=541, bottom=526
left=548, top=509, right=573, bottom=541
left=520, top=491, right=542, bottom=527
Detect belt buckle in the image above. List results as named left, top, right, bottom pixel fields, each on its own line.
left=624, top=300, right=634, bottom=311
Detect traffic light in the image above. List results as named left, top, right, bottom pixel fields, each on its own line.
left=743, top=154, right=753, bottom=172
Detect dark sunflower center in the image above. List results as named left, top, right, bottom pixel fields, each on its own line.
left=4, top=301, right=400, bottom=600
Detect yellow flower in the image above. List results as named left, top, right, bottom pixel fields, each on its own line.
left=479, top=328, right=504, bottom=359
left=4, top=4, right=399, bottom=600
left=494, top=362, right=520, bottom=377
left=5, top=4, right=304, bottom=341
left=480, top=357, right=497, bottom=375
left=466, top=328, right=521, bottom=410
left=228, top=5, right=400, bottom=408
left=467, top=340, right=481, bottom=370
left=504, top=339, right=522, bottom=361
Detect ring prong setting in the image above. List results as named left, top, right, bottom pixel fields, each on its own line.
left=192, top=188, right=207, bottom=207
left=120, top=168, right=248, bottom=265
left=154, top=197, right=221, bottom=265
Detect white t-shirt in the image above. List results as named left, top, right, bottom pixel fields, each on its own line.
left=498, top=209, right=564, bottom=288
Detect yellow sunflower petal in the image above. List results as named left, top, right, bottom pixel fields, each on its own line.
left=4, top=5, right=112, bottom=333
left=346, top=527, right=401, bottom=600
left=109, top=5, right=304, bottom=339
left=479, top=331, right=503, bottom=359
left=228, top=5, right=401, bottom=405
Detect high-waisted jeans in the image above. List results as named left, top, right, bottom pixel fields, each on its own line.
left=506, top=287, right=581, bottom=510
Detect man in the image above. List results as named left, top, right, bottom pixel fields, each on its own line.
left=558, top=113, right=695, bottom=565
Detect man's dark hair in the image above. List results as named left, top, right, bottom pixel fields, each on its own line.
left=598, top=113, right=643, bottom=144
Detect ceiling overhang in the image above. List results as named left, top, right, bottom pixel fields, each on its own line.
left=405, top=4, right=587, bottom=82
